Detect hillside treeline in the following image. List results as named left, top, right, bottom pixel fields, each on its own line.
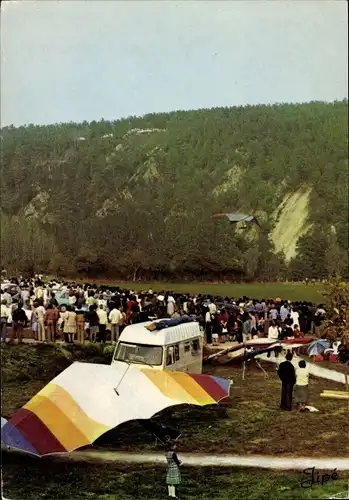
left=1, top=100, right=348, bottom=281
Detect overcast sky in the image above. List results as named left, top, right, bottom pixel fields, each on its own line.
left=1, top=0, right=348, bottom=126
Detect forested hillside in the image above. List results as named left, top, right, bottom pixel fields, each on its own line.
left=1, top=100, right=348, bottom=281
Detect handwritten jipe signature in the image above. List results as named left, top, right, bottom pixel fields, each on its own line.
left=300, top=467, right=339, bottom=488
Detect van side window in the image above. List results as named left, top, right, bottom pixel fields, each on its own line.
left=166, top=346, right=174, bottom=366
left=191, top=339, right=200, bottom=356
left=166, top=345, right=179, bottom=364
left=184, top=342, right=191, bottom=354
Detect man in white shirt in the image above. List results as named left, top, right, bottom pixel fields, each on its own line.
left=269, top=306, right=278, bottom=321
left=268, top=321, right=280, bottom=341
left=97, top=304, right=108, bottom=343
left=97, top=297, right=107, bottom=309
left=35, top=286, right=44, bottom=301
left=69, top=294, right=77, bottom=306
left=1, top=291, right=12, bottom=306
left=167, top=296, right=176, bottom=317
left=249, top=313, right=257, bottom=334
left=208, top=302, right=216, bottom=315
left=21, top=288, right=30, bottom=310
left=204, top=309, right=212, bottom=344
left=35, top=302, right=46, bottom=342
left=86, top=294, right=96, bottom=307
left=109, top=307, right=122, bottom=343
left=290, top=307, right=300, bottom=331
left=280, top=304, right=289, bottom=322
left=1, top=300, right=11, bottom=342
left=43, top=288, right=49, bottom=306
left=315, top=306, right=326, bottom=318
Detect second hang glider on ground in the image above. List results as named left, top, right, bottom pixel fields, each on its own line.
left=1, top=362, right=231, bottom=457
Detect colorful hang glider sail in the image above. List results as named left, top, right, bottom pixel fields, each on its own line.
left=1, top=362, right=231, bottom=457
left=212, top=213, right=261, bottom=228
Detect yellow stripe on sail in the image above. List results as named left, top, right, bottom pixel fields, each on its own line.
left=24, top=395, right=91, bottom=451
left=141, top=369, right=200, bottom=404
left=169, top=372, right=216, bottom=405
left=141, top=370, right=215, bottom=405
left=25, top=383, right=110, bottom=446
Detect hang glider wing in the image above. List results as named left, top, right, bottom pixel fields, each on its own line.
left=212, top=213, right=261, bottom=228
left=1, top=362, right=231, bottom=457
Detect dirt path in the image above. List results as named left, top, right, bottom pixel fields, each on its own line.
left=56, top=450, right=349, bottom=470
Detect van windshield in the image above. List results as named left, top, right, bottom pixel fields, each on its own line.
left=114, top=342, right=163, bottom=366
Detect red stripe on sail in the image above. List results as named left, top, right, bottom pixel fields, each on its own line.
left=188, top=374, right=228, bottom=402
left=7, top=408, right=66, bottom=455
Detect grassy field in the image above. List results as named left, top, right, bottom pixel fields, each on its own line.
left=51, top=278, right=325, bottom=302
left=2, top=452, right=349, bottom=500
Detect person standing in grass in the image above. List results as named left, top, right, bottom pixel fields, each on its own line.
left=35, top=299, right=46, bottom=342
left=242, top=313, right=251, bottom=342
left=45, top=303, right=59, bottom=342
left=204, top=306, right=212, bottom=344
left=295, top=359, right=309, bottom=411
left=109, top=306, right=122, bottom=343
left=86, top=291, right=96, bottom=307
left=30, top=304, right=38, bottom=340
left=97, top=304, right=107, bottom=342
left=75, top=306, right=86, bottom=343
left=0, top=299, right=10, bottom=342
left=62, top=305, right=77, bottom=343
left=119, top=307, right=127, bottom=335
left=167, top=294, right=176, bottom=318
left=88, top=304, right=99, bottom=342
left=21, top=286, right=30, bottom=310
left=277, top=351, right=296, bottom=411
left=165, top=440, right=181, bottom=498
left=10, top=304, right=27, bottom=344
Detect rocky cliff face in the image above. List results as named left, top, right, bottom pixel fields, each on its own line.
left=271, top=188, right=312, bottom=262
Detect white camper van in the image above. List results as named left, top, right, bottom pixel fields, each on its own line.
left=111, top=320, right=203, bottom=373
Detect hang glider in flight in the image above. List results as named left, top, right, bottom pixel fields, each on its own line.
left=212, top=213, right=262, bottom=229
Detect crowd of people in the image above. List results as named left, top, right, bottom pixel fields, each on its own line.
left=0, top=275, right=328, bottom=346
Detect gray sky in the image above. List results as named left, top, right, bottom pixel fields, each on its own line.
left=1, top=0, right=348, bottom=126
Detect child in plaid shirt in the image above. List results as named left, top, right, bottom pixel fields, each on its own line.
left=165, top=440, right=181, bottom=498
